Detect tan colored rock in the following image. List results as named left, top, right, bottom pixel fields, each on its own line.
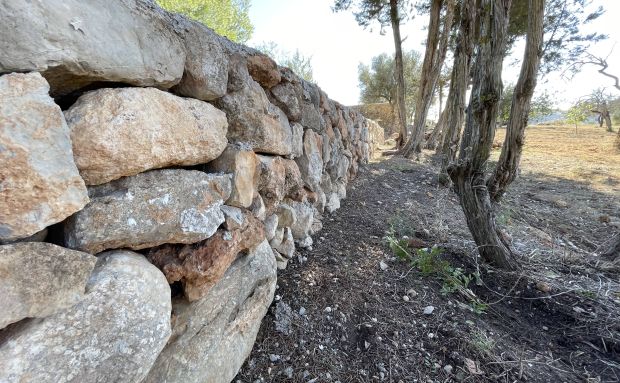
left=65, top=87, right=228, bottom=185
left=64, top=170, right=231, bottom=254
left=276, top=204, right=297, bottom=229
left=0, top=0, right=185, bottom=96
left=0, top=242, right=96, bottom=329
left=148, top=214, right=265, bottom=301
left=256, top=155, right=287, bottom=212
left=250, top=194, right=267, bottom=221
left=217, top=56, right=292, bottom=156
left=0, top=251, right=171, bottom=383
left=144, top=240, right=276, bottom=383
left=207, top=145, right=259, bottom=208
left=283, top=158, right=306, bottom=201
left=247, top=54, right=281, bottom=88
left=0, top=72, right=88, bottom=241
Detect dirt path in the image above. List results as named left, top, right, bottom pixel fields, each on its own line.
left=236, top=154, right=620, bottom=383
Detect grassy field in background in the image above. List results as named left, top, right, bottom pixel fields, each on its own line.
left=492, top=124, right=620, bottom=194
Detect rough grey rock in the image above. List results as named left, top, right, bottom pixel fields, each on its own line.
left=65, top=87, right=228, bottom=185
left=0, top=242, right=96, bottom=329
left=0, top=0, right=185, bottom=96
left=64, top=170, right=231, bottom=254
left=0, top=251, right=172, bottom=383
left=221, top=205, right=245, bottom=230
left=217, top=56, right=292, bottom=156
left=271, top=227, right=295, bottom=259
left=264, top=214, right=279, bottom=241
left=270, top=82, right=302, bottom=122
left=287, top=200, right=314, bottom=240
left=0, top=72, right=89, bottom=241
left=144, top=239, right=277, bottom=383
left=169, top=15, right=228, bottom=101
left=295, top=129, right=324, bottom=192
left=291, top=123, right=304, bottom=159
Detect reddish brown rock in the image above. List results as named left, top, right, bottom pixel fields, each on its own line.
left=148, top=214, right=265, bottom=301
left=247, top=54, right=281, bottom=88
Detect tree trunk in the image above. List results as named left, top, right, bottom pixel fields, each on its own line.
left=437, top=0, right=476, bottom=177
left=487, top=0, right=545, bottom=202
left=390, top=0, right=407, bottom=148
left=425, top=108, right=446, bottom=149
left=448, top=0, right=521, bottom=270
left=603, top=110, right=612, bottom=132
left=401, top=0, right=455, bottom=157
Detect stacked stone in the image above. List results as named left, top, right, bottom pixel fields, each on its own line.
left=0, top=1, right=377, bottom=382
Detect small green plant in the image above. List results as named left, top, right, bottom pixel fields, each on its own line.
left=384, top=228, right=487, bottom=314
left=470, top=329, right=495, bottom=354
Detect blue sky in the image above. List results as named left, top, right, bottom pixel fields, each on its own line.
left=248, top=0, right=620, bottom=109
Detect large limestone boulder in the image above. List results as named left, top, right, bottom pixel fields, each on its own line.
left=64, top=170, right=231, bottom=254
left=65, top=87, right=228, bottom=185
left=295, top=129, right=324, bottom=192
left=206, top=145, right=258, bottom=208
left=217, top=55, right=292, bottom=156
left=0, top=251, right=172, bottom=383
left=0, top=72, right=88, bottom=241
left=147, top=214, right=265, bottom=301
left=169, top=15, right=228, bottom=101
left=144, top=240, right=277, bottom=383
left=0, top=0, right=185, bottom=96
left=0, top=242, right=96, bottom=329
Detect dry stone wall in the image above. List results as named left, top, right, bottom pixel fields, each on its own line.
left=0, top=1, right=381, bottom=382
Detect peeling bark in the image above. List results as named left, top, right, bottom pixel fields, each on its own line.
left=401, top=0, right=455, bottom=157
left=437, top=0, right=476, bottom=176
left=487, top=0, right=545, bottom=202
left=448, top=0, right=522, bottom=270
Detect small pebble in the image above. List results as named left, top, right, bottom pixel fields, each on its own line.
left=423, top=306, right=435, bottom=315
left=403, top=295, right=410, bottom=302
left=444, top=365, right=453, bottom=374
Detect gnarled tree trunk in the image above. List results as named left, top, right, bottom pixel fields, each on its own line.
left=401, top=0, right=455, bottom=157
left=437, top=0, right=476, bottom=178
left=448, top=0, right=524, bottom=270
left=425, top=108, right=446, bottom=149
left=487, top=0, right=545, bottom=202
left=390, top=0, right=408, bottom=148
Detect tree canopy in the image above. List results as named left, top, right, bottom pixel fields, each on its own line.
left=157, top=0, right=253, bottom=43
left=508, top=0, right=606, bottom=75
left=254, top=42, right=314, bottom=82
left=358, top=51, right=422, bottom=118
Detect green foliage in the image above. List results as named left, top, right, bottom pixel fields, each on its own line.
left=254, top=41, right=314, bottom=82
left=498, top=84, right=555, bottom=124
left=508, top=0, right=606, bottom=75
left=358, top=51, right=422, bottom=117
left=566, top=100, right=591, bottom=127
left=384, top=227, right=487, bottom=314
left=157, top=0, right=253, bottom=43
left=332, top=0, right=413, bottom=30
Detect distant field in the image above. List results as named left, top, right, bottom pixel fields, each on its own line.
left=492, top=124, right=620, bottom=194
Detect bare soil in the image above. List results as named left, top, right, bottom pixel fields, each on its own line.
left=235, top=126, right=620, bottom=383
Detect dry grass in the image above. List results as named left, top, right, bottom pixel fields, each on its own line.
left=492, top=124, right=620, bottom=194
